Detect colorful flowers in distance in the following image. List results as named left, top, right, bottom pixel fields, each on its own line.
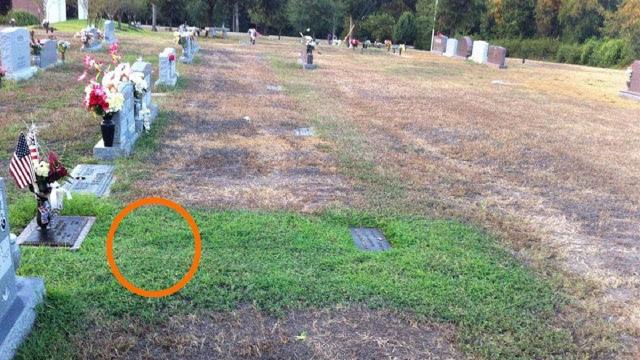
left=75, top=27, right=103, bottom=45
left=109, top=43, right=121, bottom=64
left=57, top=40, right=70, bottom=55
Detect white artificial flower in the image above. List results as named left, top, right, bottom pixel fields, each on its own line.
left=130, top=73, right=148, bottom=93
left=34, top=161, right=50, bottom=177
left=106, top=91, right=124, bottom=113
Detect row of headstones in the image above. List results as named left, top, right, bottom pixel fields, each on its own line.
left=433, top=35, right=507, bottom=69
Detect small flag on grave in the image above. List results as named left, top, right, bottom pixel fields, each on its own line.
left=9, top=133, right=35, bottom=189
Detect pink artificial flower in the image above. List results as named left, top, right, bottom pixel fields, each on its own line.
left=109, top=42, right=119, bottom=55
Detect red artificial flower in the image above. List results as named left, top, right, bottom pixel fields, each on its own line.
left=168, top=54, right=176, bottom=62
left=47, top=152, right=68, bottom=183
left=86, top=84, right=109, bottom=113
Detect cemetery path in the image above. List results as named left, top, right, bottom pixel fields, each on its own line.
left=263, top=43, right=640, bottom=357
left=135, top=43, right=357, bottom=212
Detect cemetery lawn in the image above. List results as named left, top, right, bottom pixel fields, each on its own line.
left=3, top=20, right=640, bottom=359
left=13, top=196, right=571, bottom=359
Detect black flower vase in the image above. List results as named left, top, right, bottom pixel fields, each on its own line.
left=101, top=113, right=116, bottom=147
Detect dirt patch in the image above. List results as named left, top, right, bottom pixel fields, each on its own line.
left=75, top=306, right=463, bottom=360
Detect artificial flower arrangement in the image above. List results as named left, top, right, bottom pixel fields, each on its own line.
left=57, top=40, right=71, bottom=62
left=168, top=53, right=176, bottom=62
left=75, top=27, right=103, bottom=46
left=174, top=31, right=188, bottom=48
left=30, top=31, right=43, bottom=56
left=626, top=66, right=633, bottom=88
left=130, top=71, right=148, bottom=99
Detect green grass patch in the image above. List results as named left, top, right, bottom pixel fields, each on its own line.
left=14, top=196, right=573, bottom=359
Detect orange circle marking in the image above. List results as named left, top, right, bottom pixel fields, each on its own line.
left=106, top=197, right=202, bottom=298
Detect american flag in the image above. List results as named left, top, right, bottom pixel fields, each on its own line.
left=9, top=133, right=34, bottom=189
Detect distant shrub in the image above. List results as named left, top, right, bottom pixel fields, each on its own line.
left=393, top=12, right=416, bottom=44
left=580, top=38, right=599, bottom=65
left=0, top=10, right=39, bottom=26
left=591, top=38, right=627, bottom=67
left=414, top=16, right=433, bottom=50
left=493, top=38, right=560, bottom=60
left=556, top=43, right=582, bottom=64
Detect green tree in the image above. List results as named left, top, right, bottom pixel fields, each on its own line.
left=361, top=12, right=395, bottom=40
left=287, top=0, right=343, bottom=36
left=393, top=11, right=416, bottom=43
left=436, top=0, right=486, bottom=36
left=250, top=0, right=289, bottom=37
left=604, top=0, right=640, bottom=57
left=414, top=15, right=434, bottom=49
left=559, top=0, right=605, bottom=42
left=496, top=0, right=536, bottom=37
left=536, top=0, right=562, bottom=36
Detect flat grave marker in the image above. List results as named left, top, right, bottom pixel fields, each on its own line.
left=63, top=164, right=115, bottom=197
left=17, top=216, right=95, bottom=251
left=294, top=127, right=315, bottom=137
left=267, top=85, right=283, bottom=92
left=350, top=228, right=391, bottom=252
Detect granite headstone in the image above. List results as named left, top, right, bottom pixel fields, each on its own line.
left=38, top=39, right=58, bottom=68
left=179, top=34, right=193, bottom=64
left=0, top=178, right=45, bottom=360
left=94, top=82, right=138, bottom=160
left=103, top=20, right=117, bottom=45
left=456, top=36, right=473, bottom=59
left=470, top=40, right=489, bottom=64
left=620, top=60, right=640, bottom=101
left=155, top=48, right=179, bottom=87
left=432, top=35, right=448, bottom=54
left=81, top=26, right=103, bottom=52
left=488, top=45, right=507, bottom=69
left=0, top=28, right=38, bottom=81
left=444, top=38, right=458, bottom=58
left=132, top=60, right=159, bottom=132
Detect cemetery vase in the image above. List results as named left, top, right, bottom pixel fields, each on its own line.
left=101, top=114, right=116, bottom=147
left=32, top=55, right=41, bottom=67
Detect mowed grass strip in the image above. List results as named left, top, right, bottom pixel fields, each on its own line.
left=13, top=196, right=572, bottom=359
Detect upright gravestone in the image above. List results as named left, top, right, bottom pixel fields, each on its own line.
left=620, top=60, right=640, bottom=101
left=444, top=38, right=458, bottom=58
left=470, top=40, right=489, bottom=64
left=432, top=35, right=448, bottom=55
left=103, top=20, right=117, bottom=45
left=456, top=36, right=473, bottom=59
left=155, top=48, right=179, bottom=87
left=132, top=60, right=159, bottom=132
left=488, top=45, right=507, bottom=69
left=179, top=34, right=194, bottom=64
left=0, top=28, right=38, bottom=81
left=0, top=178, right=45, bottom=360
left=45, top=0, right=66, bottom=23
left=94, top=82, right=138, bottom=160
left=38, top=39, right=58, bottom=69
left=78, top=0, right=88, bottom=20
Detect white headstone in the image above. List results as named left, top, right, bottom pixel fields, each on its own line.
left=78, top=0, right=89, bottom=20
left=444, top=39, right=458, bottom=58
left=471, top=41, right=489, bottom=65
left=39, top=39, right=58, bottom=68
left=45, top=0, right=67, bottom=24
left=0, top=178, right=45, bottom=360
left=179, top=33, right=193, bottom=64
left=156, top=48, right=179, bottom=87
left=103, top=20, right=117, bottom=45
left=0, top=28, right=38, bottom=81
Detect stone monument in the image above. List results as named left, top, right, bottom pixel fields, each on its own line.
left=0, top=28, right=38, bottom=81
left=155, top=48, right=179, bottom=87
left=131, top=60, right=159, bottom=132
left=81, top=27, right=103, bottom=52
left=432, top=35, right=448, bottom=55
left=444, top=38, right=458, bottom=58
left=488, top=46, right=507, bottom=69
left=179, top=34, right=193, bottom=64
left=45, top=0, right=66, bottom=23
left=93, top=82, right=138, bottom=160
left=470, top=40, right=489, bottom=64
left=103, top=20, right=117, bottom=45
left=78, top=0, right=89, bottom=20
left=38, top=39, right=58, bottom=69
left=455, top=36, right=473, bottom=59
left=620, top=60, right=640, bottom=101
left=0, top=178, right=45, bottom=360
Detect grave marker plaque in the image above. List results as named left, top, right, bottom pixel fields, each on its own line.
left=432, top=35, right=448, bottom=54
left=63, top=164, right=115, bottom=197
left=456, top=36, right=473, bottom=59
left=620, top=60, right=640, bottom=101
left=0, top=178, right=45, bottom=360
left=488, top=46, right=507, bottom=69
left=0, top=28, right=38, bottom=81
left=350, top=228, right=391, bottom=252
left=444, top=39, right=458, bottom=58
left=17, top=216, right=95, bottom=251
left=294, top=128, right=315, bottom=137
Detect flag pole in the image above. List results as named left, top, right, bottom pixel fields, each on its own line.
left=430, top=0, right=440, bottom=52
